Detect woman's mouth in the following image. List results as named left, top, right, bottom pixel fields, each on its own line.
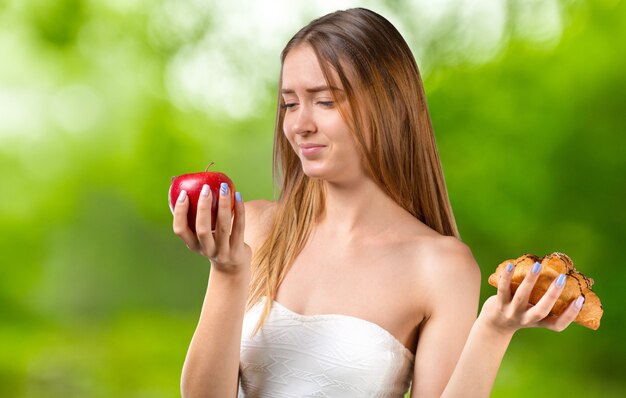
left=299, top=145, right=326, bottom=157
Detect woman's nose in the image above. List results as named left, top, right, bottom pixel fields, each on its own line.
left=292, top=106, right=317, bottom=135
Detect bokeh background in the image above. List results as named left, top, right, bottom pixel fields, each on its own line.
left=1, top=0, right=624, bottom=397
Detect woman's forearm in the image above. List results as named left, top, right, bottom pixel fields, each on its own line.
left=440, top=316, right=514, bottom=398
left=181, top=268, right=250, bottom=398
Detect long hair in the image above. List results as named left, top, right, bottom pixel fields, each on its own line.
left=246, top=7, right=459, bottom=336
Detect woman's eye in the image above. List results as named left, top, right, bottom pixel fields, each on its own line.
left=281, top=103, right=297, bottom=109
left=317, top=101, right=334, bottom=107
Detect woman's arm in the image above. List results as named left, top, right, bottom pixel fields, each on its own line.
left=409, top=238, right=481, bottom=398
left=180, top=269, right=250, bottom=398
left=410, top=239, right=582, bottom=398
left=440, top=259, right=583, bottom=398
left=172, top=186, right=254, bottom=398
left=438, top=314, right=513, bottom=397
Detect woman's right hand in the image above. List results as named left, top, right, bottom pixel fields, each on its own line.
left=172, top=182, right=252, bottom=275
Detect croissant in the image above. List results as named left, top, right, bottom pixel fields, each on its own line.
left=488, top=252, right=603, bottom=330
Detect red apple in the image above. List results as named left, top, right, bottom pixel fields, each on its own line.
left=168, top=163, right=236, bottom=233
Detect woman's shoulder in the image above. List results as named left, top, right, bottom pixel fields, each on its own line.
left=400, top=217, right=476, bottom=268
left=409, top=234, right=481, bottom=310
left=415, top=233, right=480, bottom=278
left=395, top=222, right=480, bottom=293
left=243, top=199, right=278, bottom=250
left=244, top=199, right=277, bottom=219
left=425, top=235, right=479, bottom=276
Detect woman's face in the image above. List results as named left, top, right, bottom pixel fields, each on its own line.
left=281, top=45, right=365, bottom=183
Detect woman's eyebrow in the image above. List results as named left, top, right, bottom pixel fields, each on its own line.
left=280, top=85, right=343, bottom=94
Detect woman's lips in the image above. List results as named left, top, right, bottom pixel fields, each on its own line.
left=300, top=145, right=325, bottom=156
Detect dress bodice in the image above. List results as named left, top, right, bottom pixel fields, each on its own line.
left=238, top=297, right=414, bottom=397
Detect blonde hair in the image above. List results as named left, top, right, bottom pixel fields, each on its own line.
left=246, top=8, right=459, bottom=336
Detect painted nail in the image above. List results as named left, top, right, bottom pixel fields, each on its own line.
left=201, top=184, right=210, bottom=197
left=506, top=262, right=514, bottom=272
left=556, top=273, right=566, bottom=287
left=235, top=191, right=242, bottom=203
left=220, top=182, right=229, bottom=196
left=178, top=190, right=187, bottom=202
left=532, top=262, right=542, bottom=274
left=575, top=296, right=585, bottom=309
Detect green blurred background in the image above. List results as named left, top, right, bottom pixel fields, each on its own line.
left=1, top=0, right=624, bottom=397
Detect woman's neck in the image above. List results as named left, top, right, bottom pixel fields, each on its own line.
left=314, top=178, right=403, bottom=241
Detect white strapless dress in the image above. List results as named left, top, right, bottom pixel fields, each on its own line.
left=238, top=297, right=414, bottom=397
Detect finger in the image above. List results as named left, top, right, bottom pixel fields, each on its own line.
left=172, top=190, right=201, bottom=251
left=511, top=261, right=543, bottom=309
left=539, top=295, right=585, bottom=332
left=196, top=184, right=216, bottom=254
left=497, top=262, right=515, bottom=305
left=230, top=192, right=245, bottom=249
left=214, top=182, right=233, bottom=254
left=525, top=273, right=567, bottom=322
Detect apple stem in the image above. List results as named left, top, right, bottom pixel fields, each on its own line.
left=205, top=162, right=215, bottom=172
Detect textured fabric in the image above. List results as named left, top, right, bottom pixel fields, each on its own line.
left=238, top=297, right=414, bottom=397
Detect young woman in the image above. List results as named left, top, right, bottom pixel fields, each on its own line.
left=173, top=8, right=584, bottom=398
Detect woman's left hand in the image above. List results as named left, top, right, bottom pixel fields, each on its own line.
left=478, top=261, right=585, bottom=336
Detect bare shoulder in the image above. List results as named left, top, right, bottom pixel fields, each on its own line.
left=410, top=235, right=481, bottom=315
left=244, top=199, right=276, bottom=220
left=423, top=236, right=481, bottom=280
left=243, top=199, right=277, bottom=250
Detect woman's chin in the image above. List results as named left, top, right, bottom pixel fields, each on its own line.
left=302, top=171, right=326, bottom=180
left=301, top=166, right=328, bottom=180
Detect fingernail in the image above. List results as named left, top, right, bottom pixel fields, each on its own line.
left=220, top=182, right=228, bottom=196
left=556, top=273, right=566, bottom=287
left=506, top=262, right=514, bottom=272
left=201, top=184, right=210, bottom=197
left=178, top=190, right=187, bottom=202
left=235, top=191, right=242, bottom=203
left=575, top=296, right=585, bottom=309
left=532, top=262, right=542, bottom=274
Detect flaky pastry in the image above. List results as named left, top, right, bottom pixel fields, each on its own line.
left=488, top=252, right=603, bottom=330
